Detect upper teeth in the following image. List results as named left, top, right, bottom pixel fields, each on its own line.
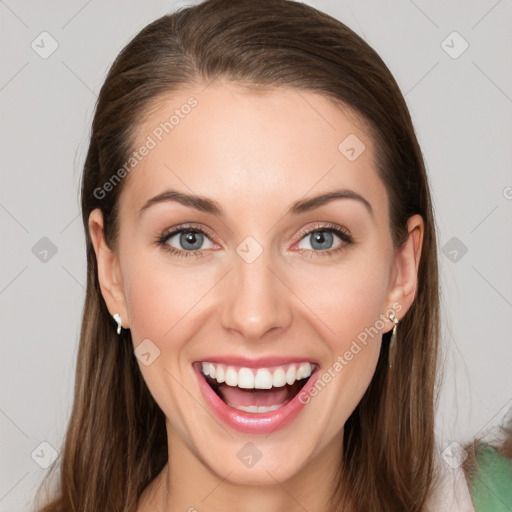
left=201, top=362, right=313, bottom=389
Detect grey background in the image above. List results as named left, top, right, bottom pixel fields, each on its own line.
left=1, top=0, right=511, bottom=509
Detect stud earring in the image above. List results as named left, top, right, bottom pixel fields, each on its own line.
left=113, top=313, right=122, bottom=335
left=388, top=312, right=399, bottom=368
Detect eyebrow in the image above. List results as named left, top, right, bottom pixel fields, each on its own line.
left=137, top=188, right=373, bottom=219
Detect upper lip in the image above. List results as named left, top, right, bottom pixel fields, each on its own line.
left=193, top=355, right=319, bottom=368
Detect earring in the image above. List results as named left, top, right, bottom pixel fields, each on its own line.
left=388, top=312, right=399, bottom=368
left=113, top=313, right=122, bottom=335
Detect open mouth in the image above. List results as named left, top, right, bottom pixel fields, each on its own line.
left=195, top=361, right=317, bottom=414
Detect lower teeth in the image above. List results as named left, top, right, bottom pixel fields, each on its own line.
left=227, top=403, right=286, bottom=413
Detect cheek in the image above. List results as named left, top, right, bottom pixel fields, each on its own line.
left=124, top=254, right=208, bottom=344
left=126, top=270, right=173, bottom=343
left=295, top=262, right=387, bottom=427
left=291, top=253, right=389, bottom=408
left=293, top=254, right=390, bottom=347
left=122, top=256, right=207, bottom=432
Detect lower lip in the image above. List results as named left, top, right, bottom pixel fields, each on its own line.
left=194, top=364, right=320, bottom=435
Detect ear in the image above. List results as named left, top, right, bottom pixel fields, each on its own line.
left=383, top=214, right=424, bottom=332
left=88, top=208, right=130, bottom=329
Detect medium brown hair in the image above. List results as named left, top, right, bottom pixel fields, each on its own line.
left=33, top=0, right=440, bottom=510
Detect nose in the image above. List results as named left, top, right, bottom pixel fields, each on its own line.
left=220, top=244, right=293, bottom=342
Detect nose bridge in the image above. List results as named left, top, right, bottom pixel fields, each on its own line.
left=220, top=237, right=291, bottom=340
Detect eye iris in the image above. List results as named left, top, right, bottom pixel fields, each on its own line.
left=180, top=231, right=203, bottom=250
left=310, top=231, right=333, bottom=250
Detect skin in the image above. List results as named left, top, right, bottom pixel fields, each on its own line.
left=89, top=81, right=423, bottom=512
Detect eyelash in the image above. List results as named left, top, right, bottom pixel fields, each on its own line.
left=154, top=222, right=353, bottom=259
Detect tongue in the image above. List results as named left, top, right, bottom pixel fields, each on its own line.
left=218, top=384, right=291, bottom=407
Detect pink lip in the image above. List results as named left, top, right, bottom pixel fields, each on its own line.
left=194, top=355, right=318, bottom=368
left=193, top=362, right=320, bottom=435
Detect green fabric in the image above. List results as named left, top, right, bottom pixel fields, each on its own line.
left=469, top=445, right=512, bottom=511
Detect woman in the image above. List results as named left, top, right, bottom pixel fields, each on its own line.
left=33, top=0, right=474, bottom=510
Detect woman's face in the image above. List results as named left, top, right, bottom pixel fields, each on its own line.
left=90, top=82, right=421, bottom=487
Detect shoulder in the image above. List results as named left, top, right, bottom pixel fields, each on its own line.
left=424, top=446, right=475, bottom=512
left=467, top=444, right=512, bottom=512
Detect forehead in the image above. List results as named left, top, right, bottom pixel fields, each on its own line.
left=119, top=82, right=387, bottom=222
